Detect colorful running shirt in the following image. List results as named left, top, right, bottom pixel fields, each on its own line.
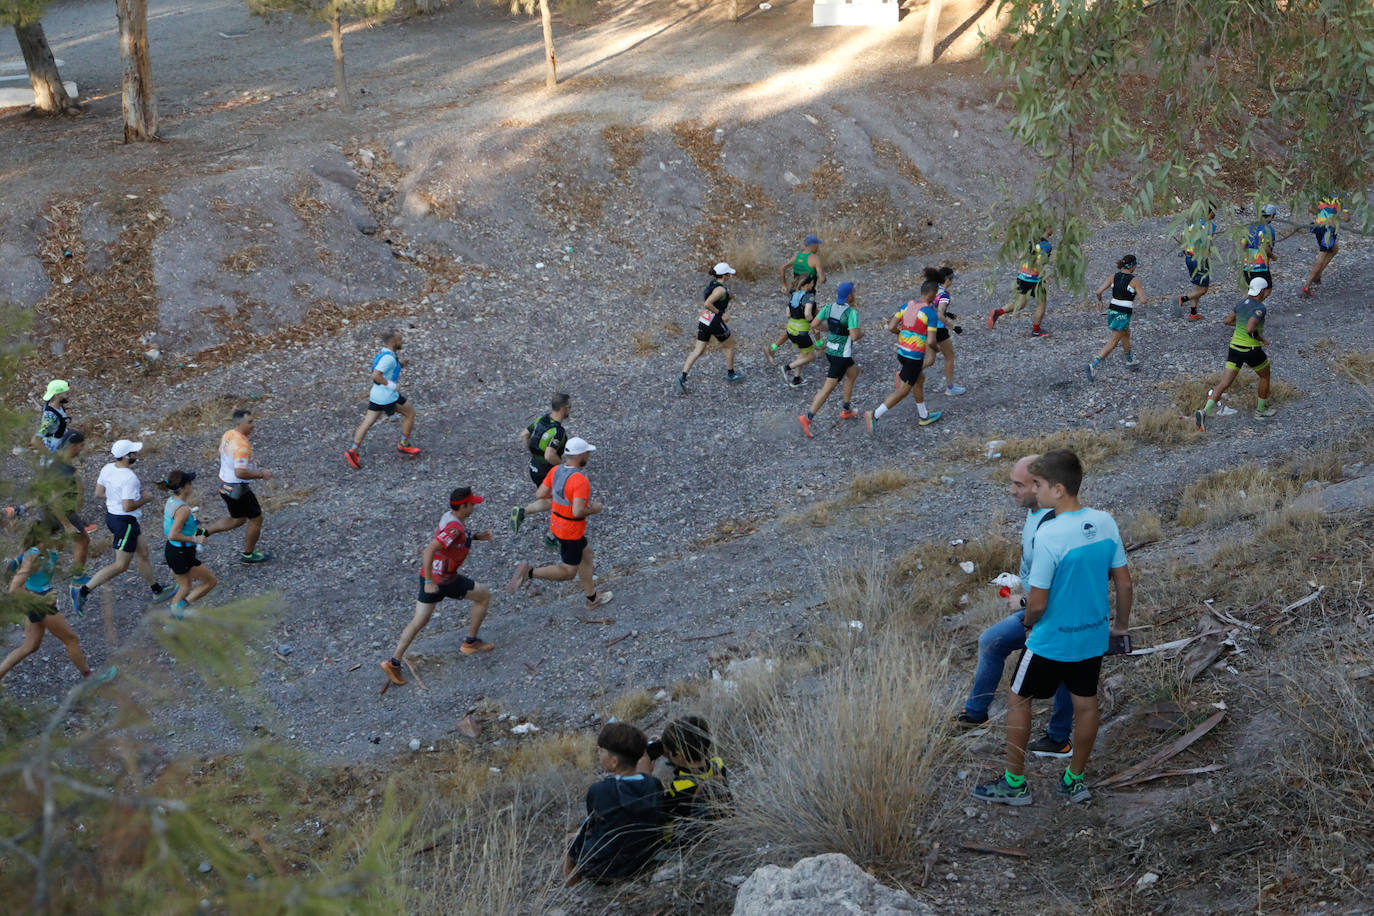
left=699, top=281, right=731, bottom=326
left=1019, top=507, right=1053, bottom=583
left=931, top=285, right=951, bottom=329
left=1026, top=507, right=1127, bottom=662
left=526, top=414, right=568, bottom=474
left=218, top=429, right=254, bottom=484
left=1244, top=222, right=1276, bottom=269
left=1314, top=196, right=1342, bottom=229
left=97, top=463, right=141, bottom=518
left=430, top=510, right=472, bottom=583
left=163, top=496, right=199, bottom=547
left=1183, top=219, right=1217, bottom=258
left=817, top=302, right=858, bottom=358
left=892, top=302, right=937, bottom=359
left=1018, top=238, right=1052, bottom=282
left=1230, top=297, right=1266, bottom=349
left=36, top=403, right=69, bottom=452
left=11, top=548, right=58, bottom=595
left=369, top=348, right=401, bottom=406
left=791, top=250, right=817, bottom=280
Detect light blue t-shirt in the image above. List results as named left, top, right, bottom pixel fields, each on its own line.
left=1026, top=507, right=1127, bottom=662
left=369, top=348, right=401, bottom=406
left=1018, top=507, right=1053, bottom=583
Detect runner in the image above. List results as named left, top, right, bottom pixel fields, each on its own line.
left=511, top=393, right=572, bottom=549
left=32, top=379, right=71, bottom=452
left=204, top=409, right=272, bottom=564
left=799, top=281, right=863, bottom=438
left=973, top=449, right=1133, bottom=805
left=955, top=454, right=1075, bottom=761
left=1241, top=205, right=1278, bottom=301
left=506, top=438, right=613, bottom=610
left=1, top=513, right=98, bottom=684
left=1301, top=194, right=1343, bottom=298
left=1194, top=277, right=1276, bottom=429
left=861, top=281, right=941, bottom=435
left=345, top=329, right=421, bottom=469
left=777, top=275, right=821, bottom=388
left=924, top=266, right=967, bottom=396
left=45, top=430, right=91, bottom=575
left=1087, top=255, right=1147, bottom=380
left=678, top=263, right=746, bottom=394
left=988, top=228, right=1053, bottom=336
left=380, top=487, right=495, bottom=687
left=767, top=235, right=825, bottom=363
left=70, top=440, right=173, bottom=616
left=1176, top=205, right=1217, bottom=320
left=157, top=470, right=216, bottom=617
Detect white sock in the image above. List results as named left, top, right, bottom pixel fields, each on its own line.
left=916, top=402, right=929, bottom=419
left=874, top=404, right=889, bottom=419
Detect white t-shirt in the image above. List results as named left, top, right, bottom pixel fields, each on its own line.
left=97, top=463, right=142, bottom=518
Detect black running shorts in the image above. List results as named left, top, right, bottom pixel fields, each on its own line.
left=417, top=574, right=475, bottom=604
left=219, top=483, right=262, bottom=520
left=558, top=536, right=588, bottom=566
left=1011, top=650, right=1102, bottom=699
left=825, top=355, right=855, bottom=379
left=165, top=542, right=201, bottom=576
left=696, top=319, right=731, bottom=343
left=898, top=355, right=925, bottom=385
left=366, top=393, right=407, bottom=416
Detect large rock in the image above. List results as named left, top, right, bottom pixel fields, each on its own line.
left=732, top=853, right=934, bottom=916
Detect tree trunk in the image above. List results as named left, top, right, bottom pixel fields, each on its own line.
left=13, top=21, right=74, bottom=115
left=917, top=0, right=944, bottom=65
left=729, top=0, right=739, bottom=22
left=115, top=0, right=158, bottom=141
left=538, top=0, right=556, bottom=88
left=329, top=8, right=352, bottom=113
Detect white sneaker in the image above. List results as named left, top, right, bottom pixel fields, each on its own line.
left=1255, top=406, right=1278, bottom=419
left=1215, top=405, right=1239, bottom=418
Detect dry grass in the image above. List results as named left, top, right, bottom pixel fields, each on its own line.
left=1128, top=406, right=1201, bottom=446
left=847, top=467, right=909, bottom=500
left=1120, top=509, right=1164, bottom=545
left=807, top=200, right=919, bottom=272
left=1164, top=372, right=1301, bottom=415
left=781, top=501, right=832, bottom=530
left=218, top=245, right=269, bottom=275
left=976, top=428, right=1130, bottom=481
left=718, top=223, right=772, bottom=281
left=606, top=689, right=657, bottom=724
left=160, top=395, right=253, bottom=435
left=1175, top=464, right=1301, bottom=526
left=1335, top=348, right=1374, bottom=383
left=629, top=329, right=659, bottom=355
left=288, top=182, right=335, bottom=238
left=260, top=486, right=318, bottom=513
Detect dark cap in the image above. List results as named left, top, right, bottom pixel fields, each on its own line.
left=449, top=487, right=484, bottom=508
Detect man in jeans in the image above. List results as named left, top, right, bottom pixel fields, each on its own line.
left=956, top=454, right=1074, bottom=759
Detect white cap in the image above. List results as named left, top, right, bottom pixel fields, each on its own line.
left=565, top=437, right=596, bottom=456
left=111, top=439, right=143, bottom=459
left=1248, top=277, right=1269, bottom=296
left=1261, top=203, right=1278, bottom=217
left=712, top=261, right=736, bottom=276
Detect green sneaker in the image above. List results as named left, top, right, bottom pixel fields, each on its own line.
left=510, top=505, right=526, bottom=535
left=972, top=776, right=1032, bottom=806
left=918, top=411, right=943, bottom=427
left=240, top=550, right=271, bottom=565
left=1056, top=777, right=1092, bottom=804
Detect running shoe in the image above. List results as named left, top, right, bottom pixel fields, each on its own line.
left=1028, top=734, right=1073, bottom=758
left=1216, top=405, right=1238, bottom=417
left=779, top=364, right=792, bottom=386
left=986, top=307, right=999, bottom=329
left=460, top=638, right=495, bottom=655
left=506, top=561, right=533, bottom=593
left=1056, top=777, right=1092, bottom=804
left=788, top=375, right=803, bottom=388
left=70, top=583, right=88, bottom=618
left=1030, top=327, right=1048, bottom=337
left=171, top=599, right=189, bottom=620
left=1194, top=408, right=1206, bottom=431
left=725, top=368, right=746, bottom=383
left=676, top=376, right=688, bottom=395
left=972, top=776, right=1032, bottom=806
left=944, top=384, right=967, bottom=396
left=1255, top=405, right=1279, bottom=419
left=918, top=411, right=942, bottom=427
left=380, top=659, right=406, bottom=686
left=240, top=550, right=271, bottom=565
left=585, top=590, right=614, bottom=609
left=1125, top=353, right=1141, bottom=370
left=798, top=414, right=813, bottom=438
left=1085, top=361, right=1097, bottom=382
left=149, top=586, right=175, bottom=604
left=543, top=533, right=559, bottom=549
left=91, top=664, right=118, bottom=685
left=1300, top=286, right=1314, bottom=299
left=955, top=711, right=988, bottom=729
left=1187, top=312, right=1204, bottom=321
left=345, top=447, right=361, bottom=470
left=397, top=441, right=421, bottom=457
left=510, top=505, right=526, bottom=535
left=839, top=408, right=860, bottom=420
left=864, top=410, right=876, bottom=435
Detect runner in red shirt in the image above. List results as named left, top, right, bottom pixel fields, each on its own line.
left=380, top=487, right=494, bottom=687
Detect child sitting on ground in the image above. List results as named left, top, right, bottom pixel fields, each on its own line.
left=564, top=723, right=665, bottom=885
left=649, top=715, right=732, bottom=847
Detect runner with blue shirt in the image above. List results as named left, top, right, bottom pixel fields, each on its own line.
left=157, top=470, right=216, bottom=617
left=862, top=280, right=941, bottom=434
left=974, top=449, right=1133, bottom=806
left=0, top=513, right=98, bottom=685
left=988, top=228, right=1053, bottom=336
left=346, top=329, right=421, bottom=470
left=1176, top=205, right=1217, bottom=320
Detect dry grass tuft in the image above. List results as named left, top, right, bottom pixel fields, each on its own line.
left=1335, top=348, right=1374, bottom=383
left=630, top=329, right=659, bottom=355
left=848, top=468, right=909, bottom=500
left=288, top=182, right=335, bottom=238
left=219, top=245, right=270, bottom=275
left=718, top=223, right=772, bottom=281
left=976, top=428, right=1130, bottom=481
left=1128, top=406, right=1201, bottom=446
left=1120, top=509, right=1164, bottom=546
left=1164, top=372, right=1301, bottom=415
left=781, top=501, right=833, bottom=530
left=606, top=689, right=657, bottom=724
left=601, top=124, right=646, bottom=180
left=1175, top=464, right=1301, bottom=526
left=160, top=395, right=253, bottom=435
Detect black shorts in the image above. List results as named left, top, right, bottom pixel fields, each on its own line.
left=897, top=355, right=925, bottom=385
left=1226, top=346, right=1269, bottom=371
left=529, top=461, right=551, bottom=488
left=106, top=512, right=140, bottom=553
left=787, top=331, right=815, bottom=351
left=219, top=483, right=262, bottom=520
left=1016, top=278, right=1040, bottom=295
left=558, top=536, right=588, bottom=566
left=417, top=574, right=475, bottom=604
left=165, top=542, right=201, bottom=576
left=1011, top=649, right=1102, bottom=699
left=25, top=597, right=58, bottom=624
left=1184, top=255, right=1210, bottom=287
left=1314, top=226, right=1337, bottom=253
left=935, top=326, right=950, bottom=343
left=65, top=510, right=88, bottom=532
left=366, top=393, right=407, bottom=416
left=697, top=320, right=731, bottom=343
left=1242, top=268, right=1272, bottom=290
left=825, top=355, right=855, bottom=379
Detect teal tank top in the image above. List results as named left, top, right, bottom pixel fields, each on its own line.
left=163, top=496, right=198, bottom=547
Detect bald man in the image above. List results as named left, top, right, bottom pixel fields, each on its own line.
left=955, top=455, right=1074, bottom=758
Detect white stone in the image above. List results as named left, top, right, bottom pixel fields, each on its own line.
left=733, top=853, right=934, bottom=915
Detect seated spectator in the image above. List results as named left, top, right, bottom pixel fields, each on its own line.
left=564, top=723, right=664, bottom=885
left=649, top=715, right=732, bottom=846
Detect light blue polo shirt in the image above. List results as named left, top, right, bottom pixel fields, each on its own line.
left=1019, top=507, right=1053, bottom=583
left=369, top=348, right=400, bottom=406
left=1026, top=507, right=1127, bottom=662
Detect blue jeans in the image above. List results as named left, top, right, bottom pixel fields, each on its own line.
left=964, top=609, right=1073, bottom=743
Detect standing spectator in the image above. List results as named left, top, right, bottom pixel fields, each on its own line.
left=206, top=409, right=272, bottom=564
left=565, top=723, right=665, bottom=885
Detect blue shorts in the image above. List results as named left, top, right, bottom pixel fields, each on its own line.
left=1184, top=255, right=1210, bottom=287
left=1107, top=308, right=1132, bottom=332
left=1313, top=225, right=1337, bottom=253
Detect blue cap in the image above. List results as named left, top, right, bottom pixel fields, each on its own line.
left=836, top=281, right=854, bottom=303
left=804, top=234, right=821, bottom=246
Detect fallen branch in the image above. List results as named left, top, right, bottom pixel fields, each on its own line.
left=960, top=842, right=1028, bottom=858
left=1098, top=710, right=1225, bottom=788
left=917, top=841, right=940, bottom=887
left=576, top=615, right=615, bottom=625
left=681, top=630, right=735, bottom=642
left=1281, top=586, right=1324, bottom=614
left=604, top=632, right=631, bottom=648
left=1108, top=764, right=1223, bottom=789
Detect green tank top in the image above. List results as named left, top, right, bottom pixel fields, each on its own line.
left=791, top=251, right=816, bottom=279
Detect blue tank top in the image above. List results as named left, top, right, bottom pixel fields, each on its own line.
left=11, top=548, right=58, bottom=595
left=163, top=496, right=198, bottom=547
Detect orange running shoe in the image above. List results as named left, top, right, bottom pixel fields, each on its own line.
left=380, top=659, right=406, bottom=686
